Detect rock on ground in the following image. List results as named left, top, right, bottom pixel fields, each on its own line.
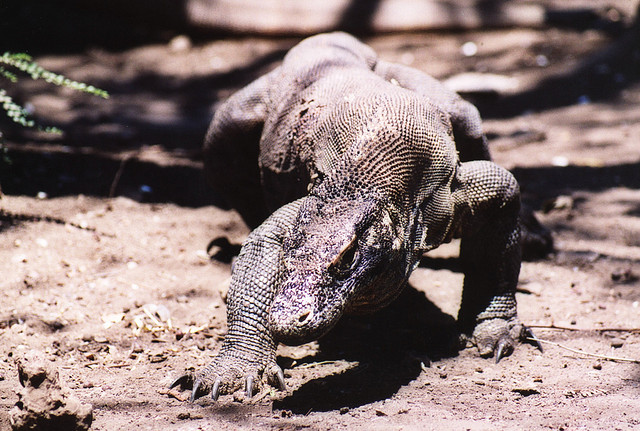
left=10, top=350, right=92, bottom=431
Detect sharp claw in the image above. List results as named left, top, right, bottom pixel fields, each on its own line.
left=524, top=327, right=544, bottom=353
left=190, top=379, right=202, bottom=403
left=169, top=374, right=190, bottom=390
left=495, top=344, right=504, bottom=364
left=211, top=378, right=221, bottom=401
left=246, top=375, right=254, bottom=398
left=495, top=338, right=513, bottom=364
left=276, top=367, right=286, bottom=391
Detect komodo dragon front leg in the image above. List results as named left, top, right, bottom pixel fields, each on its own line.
left=451, top=160, right=539, bottom=359
left=202, top=69, right=276, bottom=229
left=172, top=199, right=304, bottom=401
left=173, top=67, right=294, bottom=401
left=373, top=60, right=540, bottom=358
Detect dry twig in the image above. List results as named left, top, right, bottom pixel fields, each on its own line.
left=530, top=324, right=640, bottom=333
left=527, top=338, right=640, bottom=364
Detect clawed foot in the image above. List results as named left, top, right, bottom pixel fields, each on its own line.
left=465, top=318, right=543, bottom=363
left=170, top=355, right=286, bottom=402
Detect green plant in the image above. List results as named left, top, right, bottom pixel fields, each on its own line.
left=1, top=51, right=108, bottom=133
left=0, top=52, right=109, bottom=194
left=0, top=52, right=109, bottom=184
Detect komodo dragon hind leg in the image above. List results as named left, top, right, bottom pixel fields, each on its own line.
left=202, top=69, right=277, bottom=229
left=452, top=160, right=542, bottom=362
left=170, top=199, right=304, bottom=401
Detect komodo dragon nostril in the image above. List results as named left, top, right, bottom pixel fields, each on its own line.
left=297, top=310, right=311, bottom=324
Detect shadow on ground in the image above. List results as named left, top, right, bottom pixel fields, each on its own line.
left=274, top=285, right=459, bottom=413
left=512, top=161, right=640, bottom=207
left=476, top=10, right=640, bottom=118
left=0, top=148, right=218, bottom=207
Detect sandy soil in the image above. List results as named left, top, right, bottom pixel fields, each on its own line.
left=1, top=9, right=640, bottom=430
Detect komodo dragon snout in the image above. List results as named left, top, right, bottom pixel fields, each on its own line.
left=270, top=194, right=406, bottom=345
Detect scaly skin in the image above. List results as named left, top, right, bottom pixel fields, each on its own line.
left=171, top=32, right=542, bottom=402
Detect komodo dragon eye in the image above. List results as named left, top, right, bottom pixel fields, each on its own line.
left=329, top=234, right=359, bottom=279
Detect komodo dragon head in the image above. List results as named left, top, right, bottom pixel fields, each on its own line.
left=269, top=193, right=408, bottom=345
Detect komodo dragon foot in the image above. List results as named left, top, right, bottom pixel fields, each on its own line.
left=462, top=317, right=543, bottom=363
left=170, top=353, right=286, bottom=401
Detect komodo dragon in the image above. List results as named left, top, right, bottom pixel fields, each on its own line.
left=172, top=32, right=542, bottom=401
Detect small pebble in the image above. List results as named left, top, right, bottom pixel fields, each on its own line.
left=610, top=338, right=624, bottom=348
left=12, top=254, right=28, bottom=264
left=577, top=95, right=591, bottom=105
left=168, top=35, right=192, bottom=52
left=551, top=156, right=569, bottom=167
left=543, top=195, right=573, bottom=212
left=155, top=305, right=171, bottom=322
left=461, top=41, right=478, bottom=57
left=536, top=54, right=549, bottom=67
left=611, top=268, right=638, bottom=283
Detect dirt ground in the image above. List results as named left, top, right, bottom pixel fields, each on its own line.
left=2, top=5, right=640, bottom=430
